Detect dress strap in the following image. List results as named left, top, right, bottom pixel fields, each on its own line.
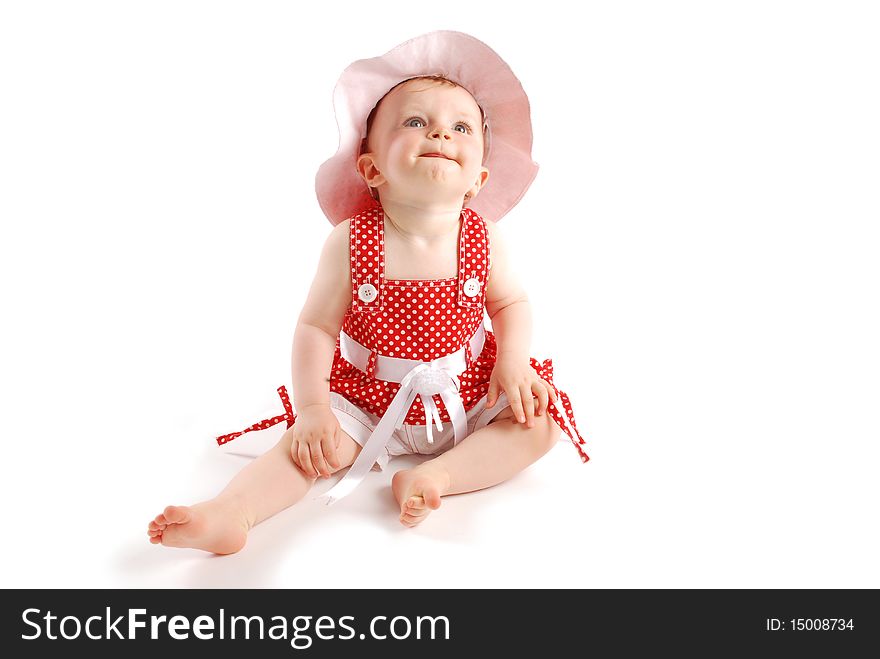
left=457, top=208, right=491, bottom=309
left=349, top=206, right=386, bottom=313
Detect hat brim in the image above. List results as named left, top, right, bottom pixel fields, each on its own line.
left=315, top=31, right=538, bottom=225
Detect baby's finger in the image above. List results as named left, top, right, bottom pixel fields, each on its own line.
left=486, top=381, right=498, bottom=408
left=534, top=383, right=549, bottom=416
left=322, top=433, right=340, bottom=471
left=521, top=386, right=536, bottom=428
left=297, top=442, right=316, bottom=478
left=310, top=442, right=331, bottom=479
left=506, top=387, right=525, bottom=424
left=291, top=441, right=302, bottom=470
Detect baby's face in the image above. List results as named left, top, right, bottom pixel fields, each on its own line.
left=360, top=79, right=489, bottom=207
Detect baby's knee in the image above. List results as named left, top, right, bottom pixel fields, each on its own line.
left=491, top=405, right=560, bottom=454
left=276, top=426, right=295, bottom=451
left=533, top=413, right=562, bottom=454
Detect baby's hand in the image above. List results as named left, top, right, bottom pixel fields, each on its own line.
left=291, top=405, right=342, bottom=479
left=486, top=354, right=558, bottom=428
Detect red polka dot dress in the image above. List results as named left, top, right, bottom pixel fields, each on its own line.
left=218, top=204, right=588, bottom=463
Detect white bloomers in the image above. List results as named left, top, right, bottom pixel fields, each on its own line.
left=329, top=391, right=511, bottom=471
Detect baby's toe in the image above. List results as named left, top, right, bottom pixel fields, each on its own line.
left=401, top=513, right=425, bottom=524
left=163, top=505, right=189, bottom=524
left=400, top=505, right=430, bottom=522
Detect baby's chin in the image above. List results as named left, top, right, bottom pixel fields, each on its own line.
left=378, top=182, right=472, bottom=210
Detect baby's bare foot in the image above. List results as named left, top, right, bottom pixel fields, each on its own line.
left=391, top=461, right=451, bottom=528
left=147, top=500, right=248, bottom=555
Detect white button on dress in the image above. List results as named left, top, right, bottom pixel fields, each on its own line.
left=463, top=277, right=481, bottom=298
left=358, top=283, right=378, bottom=303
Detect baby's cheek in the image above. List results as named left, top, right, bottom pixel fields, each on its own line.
left=385, top=139, right=415, bottom=162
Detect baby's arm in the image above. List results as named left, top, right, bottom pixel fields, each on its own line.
left=291, top=220, right=351, bottom=411
left=484, top=220, right=531, bottom=363
left=289, top=220, right=352, bottom=478
left=484, top=220, right=557, bottom=425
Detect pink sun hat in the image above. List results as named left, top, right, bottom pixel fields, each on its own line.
left=315, top=31, right=538, bottom=226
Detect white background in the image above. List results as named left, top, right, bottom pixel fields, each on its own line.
left=1, top=0, right=878, bottom=588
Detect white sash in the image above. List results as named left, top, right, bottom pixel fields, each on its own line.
left=316, top=324, right=485, bottom=505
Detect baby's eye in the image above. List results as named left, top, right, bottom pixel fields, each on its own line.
left=405, top=117, right=426, bottom=128
left=454, top=122, right=472, bottom=134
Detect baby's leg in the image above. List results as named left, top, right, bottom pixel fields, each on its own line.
left=147, top=427, right=361, bottom=554
left=392, top=406, right=560, bottom=527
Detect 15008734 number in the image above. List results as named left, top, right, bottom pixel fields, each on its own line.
left=790, top=619, right=854, bottom=631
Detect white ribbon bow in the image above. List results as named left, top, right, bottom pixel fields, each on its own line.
left=316, top=362, right=467, bottom=506
left=400, top=363, right=461, bottom=444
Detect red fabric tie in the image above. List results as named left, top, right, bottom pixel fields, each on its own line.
left=215, top=386, right=296, bottom=446
left=534, top=358, right=589, bottom=463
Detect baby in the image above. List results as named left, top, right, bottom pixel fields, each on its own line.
left=148, top=31, right=588, bottom=554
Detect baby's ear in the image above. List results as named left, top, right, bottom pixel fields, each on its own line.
left=356, top=153, right=385, bottom=188
left=466, top=167, right=490, bottom=202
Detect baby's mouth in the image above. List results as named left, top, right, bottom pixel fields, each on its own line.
left=419, top=152, right=453, bottom=160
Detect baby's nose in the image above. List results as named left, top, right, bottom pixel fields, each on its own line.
left=430, top=127, right=452, bottom=140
